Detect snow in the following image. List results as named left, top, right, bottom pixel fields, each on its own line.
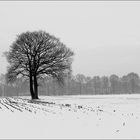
left=0, top=94, right=140, bottom=139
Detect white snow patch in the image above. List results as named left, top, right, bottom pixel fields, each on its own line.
left=0, top=94, right=140, bottom=139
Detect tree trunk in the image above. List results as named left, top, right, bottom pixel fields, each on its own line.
left=29, top=70, right=38, bottom=100
left=29, top=74, right=35, bottom=99
left=33, top=74, right=39, bottom=99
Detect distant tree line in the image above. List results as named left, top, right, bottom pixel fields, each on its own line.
left=0, top=72, right=140, bottom=97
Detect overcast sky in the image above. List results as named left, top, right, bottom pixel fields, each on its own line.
left=0, top=1, right=140, bottom=77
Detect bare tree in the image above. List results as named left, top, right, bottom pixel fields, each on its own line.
left=0, top=74, right=6, bottom=96
left=85, top=76, right=92, bottom=94
left=110, top=74, right=120, bottom=94
left=121, top=75, right=129, bottom=94
left=5, top=31, right=74, bottom=99
left=127, top=72, right=139, bottom=93
left=12, top=78, right=23, bottom=96
left=75, top=74, right=86, bottom=95
left=101, top=76, right=110, bottom=94
left=93, top=76, right=101, bottom=94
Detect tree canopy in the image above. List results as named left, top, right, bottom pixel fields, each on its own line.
left=5, top=31, right=74, bottom=99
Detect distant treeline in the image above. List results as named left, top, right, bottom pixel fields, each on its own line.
left=0, top=72, right=140, bottom=96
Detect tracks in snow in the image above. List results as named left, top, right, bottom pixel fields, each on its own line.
left=0, top=97, right=59, bottom=114
left=0, top=97, right=115, bottom=117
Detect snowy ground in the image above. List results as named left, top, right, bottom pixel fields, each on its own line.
left=0, top=94, right=140, bottom=139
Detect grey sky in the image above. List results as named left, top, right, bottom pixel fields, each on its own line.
left=0, top=1, right=140, bottom=77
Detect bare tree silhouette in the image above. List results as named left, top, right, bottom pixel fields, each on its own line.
left=5, top=31, right=74, bottom=99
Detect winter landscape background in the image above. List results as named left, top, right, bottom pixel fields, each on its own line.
left=0, top=1, right=140, bottom=139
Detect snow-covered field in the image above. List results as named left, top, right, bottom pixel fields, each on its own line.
left=0, top=94, right=140, bottom=139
